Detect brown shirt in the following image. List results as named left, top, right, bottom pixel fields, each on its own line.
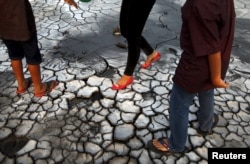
left=0, top=0, right=36, bottom=41
left=173, top=0, right=235, bottom=93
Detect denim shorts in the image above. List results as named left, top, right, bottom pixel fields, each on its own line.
left=2, top=33, right=42, bottom=65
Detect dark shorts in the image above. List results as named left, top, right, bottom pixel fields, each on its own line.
left=2, top=34, right=42, bottom=65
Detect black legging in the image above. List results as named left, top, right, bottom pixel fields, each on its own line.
left=119, top=0, right=156, bottom=76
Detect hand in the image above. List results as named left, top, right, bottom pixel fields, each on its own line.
left=212, top=79, right=229, bottom=88
left=64, top=0, right=78, bottom=9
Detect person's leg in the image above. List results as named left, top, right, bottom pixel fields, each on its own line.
left=113, top=0, right=145, bottom=88
left=11, top=60, right=27, bottom=91
left=140, top=0, right=155, bottom=56
left=168, top=84, right=195, bottom=152
left=111, top=0, right=134, bottom=89
left=27, top=64, right=43, bottom=94
left=27, top=64, right=58, bottom=97
left=113, top=0, right=156, bottom=88
left=138, top=0, right=161, bottom=68
left=21, top=33, right=43, bottom=94
left=122, top=0, right=141, bottom=76
left=152, top=84, right=195, bottom=152
left=2, top=39, right=28, bottom=92
left=197, top=89, right=215, bottom=132
left=140, top=36, right=154, bottom=55
left=119, top=0, right=129, bottom=39
left=22, top=34, right=57, bottom=97
left=140, top=36, right=161, bottom=69
left=124, top=0, right=156, bottom=75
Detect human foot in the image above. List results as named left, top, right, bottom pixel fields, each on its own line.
left=141, top=51, right=161, bottom=69
left=197, top=114, right=219, bottom=136
left=34, top=80, right=58, bottom=97
left=147, top=137, right=174, bottom=155
left=16, top=77, right=33, bottom=94
left=212, top=79, right=229, bottom=88
left=152, top=138, right=169, bottom=152
left=111, top=76, right=134, bottom=90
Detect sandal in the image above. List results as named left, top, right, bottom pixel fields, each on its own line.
left=197, top=114, right=219, bottom=136
left=34, top=80, right=58, bottom=97
left=16, top=77, right=33, bottom=94
left=147, top=137, right=172, bottom=155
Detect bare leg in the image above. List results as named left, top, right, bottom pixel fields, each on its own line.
left=28, top=64, right=58, bottom=97
left=27, top=64, right=44, bottom=94
left=11, top=60, right=26, bottom=91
